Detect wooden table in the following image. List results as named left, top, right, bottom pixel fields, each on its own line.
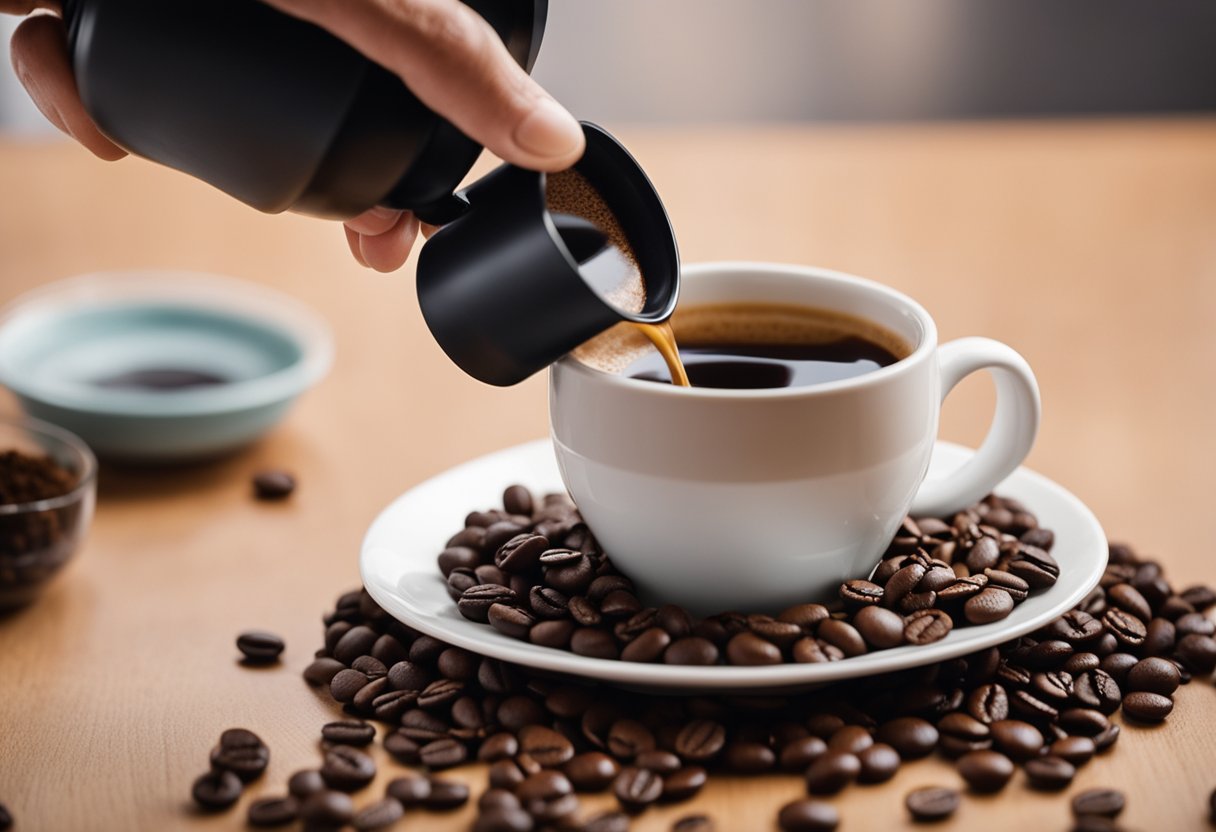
left=1, top=119, right=1214, bottom=831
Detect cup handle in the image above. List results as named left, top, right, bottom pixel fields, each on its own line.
left=909, top=337, right=1041, bottom=517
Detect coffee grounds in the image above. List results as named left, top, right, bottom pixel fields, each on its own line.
left=440, top=487, right=1059, bottom=665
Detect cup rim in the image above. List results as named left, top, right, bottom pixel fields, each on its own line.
left=0, top=413, right=98, bottom=515
left=554, top=261, right=938, bottom=399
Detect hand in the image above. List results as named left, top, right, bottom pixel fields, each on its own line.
left=3, top=0, right=585, bottom=272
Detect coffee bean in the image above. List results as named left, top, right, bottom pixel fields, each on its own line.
left=723, top=741, right=777, bottom=774
left=905, top=786, right=960, bottom=822
left=496, top=533, right=548, bottom=574
left=1121, top=690, right=1174, bottom=722
left=501, top=484, right=534, bottom=516
left=1126, top=657, right=1181, bottom=695
left=253, top=470, right=295, bottom=500
left=459, top=585, right=517, bottom=623
left=965, top=588, right=1015, bottom=624
left=321, top=720, right=375, bottom=747
left=780, top=735, right=829, bottom=770
left=519, top=724, right=576, bottom=767
left=778, top=798, right=839, bottom=832
left=840, top=579, right=884, bottom=608
left=419, top=737, right=467, bottom=769
left=1176, top=612, right=1216, bottom=637
left=856, top=743, right=901, bottom=784
left=418, top=678, right=464, bottom=709
left=299, top=791, right=355, bottom=827
left=663, top=766, right=708, bottom=802
left=488, top=603, right=535, bottom=640
left=827, top=725, right=874, bottom=755
left=621, top=627, right=672, bottom=662
left=1025, top=755, right=1076, bottom=790
left=473, top=807, right=534, bottom=832
left=1051, top=735, right=1096, bottom=766
left=1074, top=669, right=1123, bottom=715
left=990, top=720, right=1043, bottom=761
left=876, top=717, right=939, bottom=759
left=586, top=810, right=632, bottom=832
left=564, top=751, right=620, bottom=791
left=884, top=563, right=927, bottom=608
left=191, top=769, right=242, bottom=811
left=320, top=745, right=376, bottom=791
left=488, top=759, right=526, bottom=791
left=210, top=728, right=269, bottom=782
left=606, top=719, right=655, bottom=761
left=530, top=619, right=574, bottom=648
left=1072, top=788, right=1126, bottom=819
left=304, top=657, right=346, bottom=687
left=853, top=605, right=905, bottom=649
left=614, top=767, right=663, bottom=812
left=805, top=751, right=860, bottom=795
left=966, top=537, right=1001, bottom=572
left=748, top=616, right=804, bottom=647
left=904, top=608, right=953, bottom=644
left=676, top=720, right=726, bottom=761
left=817, top=619, right=867, bottom=657
left=245, top=796, right=298, bottom=827
left=791, top=638, right=842, bottom=663
left=777, top=603, right=830, bottom=629
left=571, top=628, right=619, bottom=659
left=425, top=777, right=471, bottom=810
left=1177, top=633, right=1216, bottom=674
left=1047, top=610, right=1105, bottom=647
left=237, top=630, right=285, bottom=664
left=288, top=769, right=325, bottom=799
left=965, top=683, right=1009, bottom=724
left=957, top=749, right=1014, bottom=792
left=1103, top=608, right=1147, bottom=648
left=383, top=730, right=421, bottom=764
left=726, top=631, right=783, bottom=665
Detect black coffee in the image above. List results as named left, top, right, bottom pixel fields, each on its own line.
left=626, top=338, right=900, bottom=389
left=93, top=368, right=228, bottom=390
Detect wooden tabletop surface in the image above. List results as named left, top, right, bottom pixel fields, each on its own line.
left=1, top=119, right=1214, bottom=831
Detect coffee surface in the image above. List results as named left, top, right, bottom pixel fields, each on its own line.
left=93, top=367, right=228, bottom=391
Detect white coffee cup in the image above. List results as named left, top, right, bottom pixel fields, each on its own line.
left=549, top=262, right=1040, bottom=614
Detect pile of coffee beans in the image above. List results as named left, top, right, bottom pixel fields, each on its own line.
left=0, top=449, right=80, bottom=602
left=437, top=488, right=1061, bottom=665
left=191, top=728, right=270, bottom=811
left=273, top=532, right=1214, bottom=831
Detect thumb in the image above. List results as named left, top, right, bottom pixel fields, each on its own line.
left=261, top=0, right=585, bottom=171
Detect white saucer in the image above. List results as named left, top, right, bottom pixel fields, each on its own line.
left=361, top=440, right=1107, bottom=693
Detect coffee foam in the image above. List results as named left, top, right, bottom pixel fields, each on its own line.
left=545, top=169, right=646, bottom=315
left=573, top=302, right=913, bottom=375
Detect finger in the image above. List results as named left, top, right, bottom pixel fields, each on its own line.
left=10, top=15, right=126, bottom=160
left=345, top=205, right=405, bottom=236
left=344, top=225, right=370, bottom=268
left=358, top=210, right=420, bottom=273
left=0, top=1, right=61, bottom=13
left=262, top=0, right=584, bottom=171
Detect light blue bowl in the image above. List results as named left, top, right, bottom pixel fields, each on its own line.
left=0, top=272, right=333, bottom=461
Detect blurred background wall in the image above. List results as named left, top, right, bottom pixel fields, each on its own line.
left=2, top=0, right=1214, bottom=132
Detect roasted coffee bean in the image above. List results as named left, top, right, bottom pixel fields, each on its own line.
left=1176, top=612, right=1216, bottom=637
left=529, top=586, right=570, bottom=619
left=990, top=719, right=1043, bottom=761
left=488, top=759, right=526, bottom=791
left=781, top=735, right=829, bottom=770
left=672, top=814, right=715, bottom=832
left=211, top=728, right=269, bottom=782
left=965, top=683, right=1009, bottom=724
left=418, top=737, right=467, bottom=770
left=1126, top=657, right=1181, bottom=695
left=417, top=678, right=463, bottom=710
left=383, top=730, right=420, bottom=764
left=600, top=590, right=642, bottom=619
left=853, top=605, right=905, bottom=649
left=664, top=636, right=720, bottom=666
left=571, top=628, right=619, bottom=659
left=663, top=766, right=708, bottom=803
left=726, top=631, right=783, bottom=665
left=351, top=797, right=404, bottom=831
left=723, top=741, right=777, bottom=773
left=320, top=745, right=376, bottom=792
left=474, top=807, right=534, bottom=832
left=484, top=520, right=529, bottom=552
left=191, top=769, right=242, bottom=811
left=246, top=796, right=299, bottom=827
left=827, top=725, right=873, bottom=755
left=817, top=619, right=867, bottom=657
left=288, top=769, right=325, bottom=799
left=565, top=751, right=620, bottom=791
left=884, top=563, right=927, bottom=608
left=957, top=749, right=1014, bottom=793
left=543, top=551, right=595, bottom=595
left=501, top=484, right=534, bottom=516
left=805, top=751, right=860, bottom=795
left=299, top=791, right=355, bottom=827
left=631, top=749, right=680, bottom=776
left=792, top=638, right=842, bottom=664
left=350, top=655, right=387, bottom=680
left=253, top=470, right=295, bottom=500
left=904, top=609, right=953, bottom=644
left=519, top=724, right=576, bottom=767
left=1047, top=610, right=1104, bottom=646
left=1071, top=788, right=1126, bottom=819
left=1063, top=651, right=1100, bottom=674
left=614, top=767, right=663, bottom=812
left=1108, top=583, right=1153, bottom=623
left=329, top=668, right=370, bottom=703
left=676, top=720, right=726, bottom=761
left=905, top=786, right=960, bottom=822
left=496, top=533, right=548, bottom=574
left=321, top=720, right=375, bottom=747
left=966, top=537, right=1002, bottom=572
left=621, top=627, right=672, bottom=662
left=1177, top=634, right=1216, bottom=674
left=478, top=788, right=522, bottom=813
left=840, top=579, right=884, bottom=608
left=458, top=585, right=517, bottom=623
left=965, top=588, right=1015, bottom=624
left=425, top=777, right=471, bottom=810
left=1121, top=690, right=1173, bottom=722
left=304, top=657, right=346, bottom=687
left=493, top=696, right=544, bottom=732
left=856, top=742, right=900, bottom=783
left=1103, top=608, right=1147, bottom=647
left=777, top=798, right=839, bottom=832
left=777, top=603, right=831, bottom=629
left=488, top=603, right=535, bottom=640
left=331, top=625, right=377, bottom=664
left=1031, top=669, right=1074, bottom=701
left=875, top=717, right=938, bottom=760
left=1047, top=736, right=1095, bottom=767
left=530, top=619, right=575, bottom=649
left=438, top=546, right=481, bottom=578
left=606, top=719, right=655, bottom=761
left=1024, top=755, right=1076, bottom=790
left=237, top=630, right=285, bottom=663
left=477, top=732, right=519, bottom=763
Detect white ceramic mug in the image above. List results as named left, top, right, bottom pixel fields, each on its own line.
left=549, top=262, right=1040, bottom=614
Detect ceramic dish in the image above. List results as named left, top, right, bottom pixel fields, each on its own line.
left=361, top=439, right=1107, bottom=693
left=0, top=272, right=332, bottom=461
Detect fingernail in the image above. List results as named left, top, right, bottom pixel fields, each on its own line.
left=513, top=98, right=583, bottom=159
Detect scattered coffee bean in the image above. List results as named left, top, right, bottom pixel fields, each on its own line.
left=586, top=810, right=632, bottom=832
left=237, top=630, right=285, bottom=663
left=857, top=742, right=901, bottom=783
left=299, top=790, right=354, bottom=827
left=566, top=751, right=620, bottom=791
left=957, top=749, right=1014, bottom=792
left=778, top=798, right=839, bottom=832
left=320, top=745, right=376, bottom=791
left=904, top=609, right=953, bottom=645
left=474, top=806, right=534, bottom=832
left=287, top=769, right=325, bottom=799
left=385, top=772, right=431, bottom=806
left=191, top=769, right=242, bottom=811
left=877, top=717, right=939, bottom=759
left=425, top=777, right=471, bottom=810
left=663, top=766, right=708, bottom=802
left=210, top=728, right=269, bottom=782
left=675, top=720, right=726, bottom=762
left=905, top=786, right=960, bottom=822
left=253, top=469, right=295, bottom=500
left=1121, top=691, right=1174, bottom=722
left=805, top=751, right=860, bottom=795
left=246, top=796, right=298, bottom=827
left=352, top=797, right=405, bottom=831
left=1024, top=755, right=1076, bottom=790
left=614, top=766, right=663, bottom=812
left=321, top=720, right=375, bottom=747
left=1071, top=788, right=1126, bottom=819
